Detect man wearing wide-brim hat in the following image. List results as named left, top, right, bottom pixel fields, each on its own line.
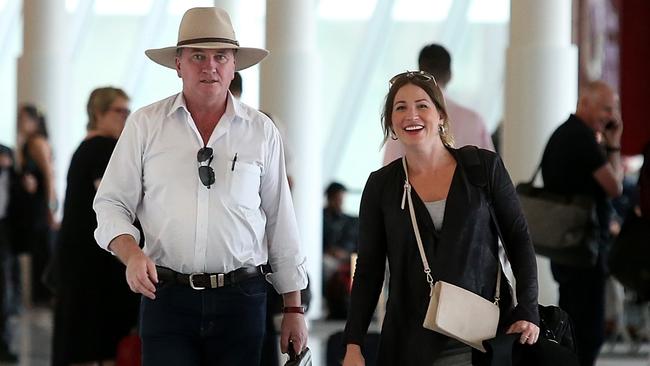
left=93, top=7, right=308, bottom=365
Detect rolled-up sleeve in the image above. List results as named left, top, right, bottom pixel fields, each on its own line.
left=260, top=124, right=307, bottom=294
left=93, top=113, right=144, bottom=251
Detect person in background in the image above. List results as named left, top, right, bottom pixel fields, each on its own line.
left=639, top=142, right=650, bottom=217
left=51, top=87, right=140, bottom=366
left=323, top=182, right=358, bottom=262
left=541, top=80, right=623, bottom=366
left=93, top=7, right=307, bottom=365
left=15, top=104, right=58, bottom=305
left=343, top=71, right=539, bottom=365
left=323, top=182, right=358, bottom=320
left=0, top=144, right=18, bottom=363
left=229, top=71, right=243, bottom=99
left=383, top=44, right=494, bottom=165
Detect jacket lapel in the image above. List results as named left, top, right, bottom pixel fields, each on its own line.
left=437, top=163, right=466, bottom=247
left=402, top=148, right=477, bottom=264
left=436, top=148, right=473, bottom=258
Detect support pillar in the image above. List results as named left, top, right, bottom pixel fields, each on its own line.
left=17, top=0, right=70, bottom=215
left=260, top=0, right=323, bottom=319
left=16, top=0, right=70, bottom=307
left=504, top=0, right=578, bottom=305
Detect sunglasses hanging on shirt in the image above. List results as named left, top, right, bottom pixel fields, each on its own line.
left=197, top=146, right=215, bottom=188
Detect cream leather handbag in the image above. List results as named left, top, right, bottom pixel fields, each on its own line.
left=401, top=157, right=500, bottom=352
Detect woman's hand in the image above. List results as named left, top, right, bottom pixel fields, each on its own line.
left=342, top=344, right=365, bottom=366
left=506, top=320, right=540, bottom=345
left=47, top=210, right=60, bottom=231
left=22, top=173, right=38, bottom=194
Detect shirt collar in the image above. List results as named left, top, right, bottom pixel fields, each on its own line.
left=568, top=113, right=593, bottom=132
left=228, top=92, right=249, bottom=123
left=167, top=93, right=189, bottom=118
left=166, top=92, right=249, bottom=123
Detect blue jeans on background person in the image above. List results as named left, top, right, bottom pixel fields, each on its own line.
left=140, top=275, right=267, bottom=366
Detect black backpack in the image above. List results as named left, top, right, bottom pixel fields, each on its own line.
left=538, top=304, right=576, bottom=352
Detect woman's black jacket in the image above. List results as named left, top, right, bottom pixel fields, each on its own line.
left=344, top=146, right=539, bottom=365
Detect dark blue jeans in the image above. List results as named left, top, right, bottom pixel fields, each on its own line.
left=140, top=276, right=267, bottom=366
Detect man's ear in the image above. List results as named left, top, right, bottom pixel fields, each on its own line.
left=175, top=58, right=182, bottom=78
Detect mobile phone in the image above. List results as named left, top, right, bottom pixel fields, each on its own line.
left=605, top=120, right=616, bottom=130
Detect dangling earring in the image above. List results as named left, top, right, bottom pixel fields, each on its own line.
left=438, top=124, right=446, bottom=136
left=390, top=128, right=398, bottom=140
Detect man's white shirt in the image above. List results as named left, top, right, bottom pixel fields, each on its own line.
left=94, top=92, right=307, bottom=294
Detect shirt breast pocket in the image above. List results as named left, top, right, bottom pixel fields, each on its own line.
left=229, top=161, right=262, bottom=209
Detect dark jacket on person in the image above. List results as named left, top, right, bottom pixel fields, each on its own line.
left=640, top=143, right=650, bottom=217
left=344, top=146, right=539, bottom=365
left=0, top=145, right=18, bottom=243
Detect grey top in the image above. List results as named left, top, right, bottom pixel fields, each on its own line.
left=424, top=199, right=446, bottom=231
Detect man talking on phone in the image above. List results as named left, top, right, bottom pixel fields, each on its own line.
left=540, top=80, right=624, bottom=366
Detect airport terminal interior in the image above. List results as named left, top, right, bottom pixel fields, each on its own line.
left=1, top=0, right=649, bottom=365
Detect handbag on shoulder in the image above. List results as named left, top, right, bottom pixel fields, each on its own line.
left=401, top=157, right=500, bottom=352
left=516, top=165, right=599, bottom=267
left=424, top=280, right=500, bottom=352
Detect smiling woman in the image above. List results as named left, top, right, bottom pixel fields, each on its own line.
left=341, top=71, right=540, bottom=366
left=381, top=71, right=453, bottom=149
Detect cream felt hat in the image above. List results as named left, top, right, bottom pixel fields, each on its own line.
left=145, top=7, right=268, bottom=71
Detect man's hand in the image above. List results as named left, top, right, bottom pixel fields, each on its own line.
left=603, top=108, right=623, bottom=147
left=603, top=119, right=623, bottom=147
left=109, top=234, right=158, bottom=299
left=279, top=313, right=308, bottom=355
left=22, top=173, right=38, bottom=194
left=125, top=251, right=159, bottom=299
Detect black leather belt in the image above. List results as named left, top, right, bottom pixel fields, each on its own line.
left=156, top=265, right=270, bottom=290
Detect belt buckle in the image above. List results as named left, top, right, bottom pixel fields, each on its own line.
left=210, top=273, right=225, bottom=288
left=189, top=273, right=206, bottom=290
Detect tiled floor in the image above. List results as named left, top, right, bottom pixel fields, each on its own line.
left=2, top=308, right=649, bottom=366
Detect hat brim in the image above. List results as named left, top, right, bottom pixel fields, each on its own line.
left=145, top=43, right=269, bottom=71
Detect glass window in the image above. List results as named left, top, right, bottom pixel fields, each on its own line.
left=65, top=0, right=78, bottom=12
left=393, top=0, right=452, bottom=21
left=94, top=0, right=153, bottom=15
left=468, top=0, right=509, bottom=23
left=318, top=0, right=510, bottom=213
left=168, top=0, right=214, bottom=15
left=318, top=0, right=377, bottom=20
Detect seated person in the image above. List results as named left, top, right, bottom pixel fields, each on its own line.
left=323, top=182, right=358, bottom=319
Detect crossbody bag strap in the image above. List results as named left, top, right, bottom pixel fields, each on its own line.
left=401, top=157, right=435, bottom=290
left=403, top=153, right=502, bottom=305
